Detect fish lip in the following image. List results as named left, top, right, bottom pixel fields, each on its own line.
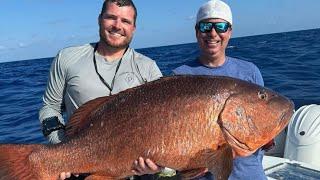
left=280, top=112, right=287, bottom=123
left=220, top=126, right=252, bottom=152
left=278, top=110, right=292, bottom=129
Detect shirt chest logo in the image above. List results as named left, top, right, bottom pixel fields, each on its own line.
left=125, top=73, right=134, bottom=83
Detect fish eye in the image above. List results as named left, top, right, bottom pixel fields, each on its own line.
left=258, top=91, right=267, bottom=100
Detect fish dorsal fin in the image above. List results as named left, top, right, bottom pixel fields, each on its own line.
left=207, top=144, right=233, bottom=180
left=65, top=96, right=110, bottom=138
left=179, top=167, right=208, bottom=179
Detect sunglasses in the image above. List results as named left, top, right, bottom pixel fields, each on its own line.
left=198, top=22, right=231, bottom=33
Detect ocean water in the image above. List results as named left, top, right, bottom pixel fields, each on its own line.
left=0, top=28, right=319, bottom=144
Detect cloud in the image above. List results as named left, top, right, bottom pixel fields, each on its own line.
left=18, top=43, right=27, bottom=48
left=15, top=42, right=31, bottom=49
left=31, top=34, right=40, bottom=39
left=187, top=15, right=196, bottom=21
left=67, top=34, right=77, bottom=40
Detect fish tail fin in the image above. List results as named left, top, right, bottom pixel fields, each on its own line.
left=0, top=144, right=41, bottom=180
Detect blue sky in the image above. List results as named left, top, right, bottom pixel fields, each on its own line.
left=0, top=0, right=319, bottom=63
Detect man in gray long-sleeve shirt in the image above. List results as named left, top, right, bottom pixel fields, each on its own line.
left=39, top=44, right=162, bottom=143
left=39, top=0, right=163, bottom=179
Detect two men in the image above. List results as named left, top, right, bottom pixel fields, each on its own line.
left=40, top=0, right=268, bottom=179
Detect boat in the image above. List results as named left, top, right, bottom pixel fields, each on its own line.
left=263, top=156, right=320, bottom=179
left=263, top=104, right=320, bottom=179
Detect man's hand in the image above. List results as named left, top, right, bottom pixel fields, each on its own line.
left=59, top=157, right=163, bottom=179
left=58, top=172, right=79, bottom=180
left=132, top=157, right=164, bottom=175
left=59, top=172, right=71, bottom=180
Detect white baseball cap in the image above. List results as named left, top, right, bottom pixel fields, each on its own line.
left=196, top=0, right=233, bottom=25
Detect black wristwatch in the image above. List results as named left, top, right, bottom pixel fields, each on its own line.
left=42, top=116, right=66, bottom=137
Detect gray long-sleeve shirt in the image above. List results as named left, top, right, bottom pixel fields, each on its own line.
left=39, top=43, right=162, bottom=143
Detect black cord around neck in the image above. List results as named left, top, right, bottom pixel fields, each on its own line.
left=93, top=43, right=128, bottom=95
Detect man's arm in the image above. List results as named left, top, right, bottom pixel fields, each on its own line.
left=39, top=52, right=67, bottom=144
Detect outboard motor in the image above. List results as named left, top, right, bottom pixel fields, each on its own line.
left=284, top=104, right=320, bottom=167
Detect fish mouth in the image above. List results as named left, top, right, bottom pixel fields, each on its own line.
left=220, top=125, right=252, bottom=154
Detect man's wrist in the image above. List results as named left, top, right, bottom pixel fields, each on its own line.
left=47, top=129, right=65, bottom=144
left=42, top=116, right=65, bottom=137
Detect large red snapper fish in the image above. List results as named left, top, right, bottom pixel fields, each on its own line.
left=0, top=75, right=294, bottom=180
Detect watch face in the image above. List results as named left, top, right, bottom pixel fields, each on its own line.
left=42, top=117, right=65, bottom=136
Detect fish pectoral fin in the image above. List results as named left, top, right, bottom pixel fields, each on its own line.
left=65, top=96, right=110, bottom=138
left=207, top=144, right=233, bottom=180
left=179, top=167, right=208, bottom=179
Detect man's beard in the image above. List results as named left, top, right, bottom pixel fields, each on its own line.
left=99, top=28, right=133, bottom=49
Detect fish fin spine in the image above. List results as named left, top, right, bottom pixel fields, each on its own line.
left=65, top=96, right=110, bottom=137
